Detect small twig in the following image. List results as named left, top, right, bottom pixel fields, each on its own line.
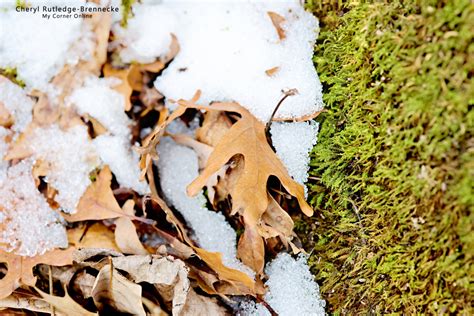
left=48, top=265, right=55, bottom=316
left=265, top=88, right=299, bottom=136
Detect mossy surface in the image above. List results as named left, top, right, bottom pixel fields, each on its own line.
left=300, top=1, right=473, bottom=314
left=120, top=0, right=136, bottom=27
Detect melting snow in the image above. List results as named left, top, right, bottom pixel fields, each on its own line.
left=0, top=159, right=68, bottom=256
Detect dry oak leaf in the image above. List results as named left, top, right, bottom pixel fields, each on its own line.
left=136, top=90, right=201, bottom=181
left=176, top=98, right=313, bottom=274
left=36, top=286, right=97, bottom=316
left=92, top=262, right=146, bottom=316
left=112, top=255, right=189, bottom=315
left=103, top=63, right=141, bottom=111
left=150, top=195, right=257, bottom=296
left=68, top=223, right=121, bottom=252
left=0, top=247, right=75, bottom=299
left=0, top=293, right=50, bottom=314
left=181, top=288, right=229, bottom=316
left=62, top=166, right=126, bottom=222
left=114, top=200, right=149, bottom=255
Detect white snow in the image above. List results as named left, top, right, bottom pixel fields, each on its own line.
left=0, top=0, right=91, bottom=91
left=115, top=0, right=322, bottom=195
left=113, top=4, right=177, bottom=64
left=0, top=78, right=34, bottom=134
left=0, top=159, right=68, bottom=256
left=157, top=137, right=253, bottom=277
left=69, top=77, right=149, bottom=195
left=68, top=77, right=131, bottom=137
left=241, top=253, right=325, bottom=316
left=30, top=124, right=100, bottom=213
left=113, top=0, right=322, bottom=122
left=270, top=121, right=319, bottom=189
left=93, top=135, right=149, bottom=195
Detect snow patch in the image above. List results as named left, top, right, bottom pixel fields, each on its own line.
left=0, top=159, right=67, bottom=256
left=270, top=121, right=319, bottom=192
left=69, top=77, right=130, bottom=137
left=30, top=124, right=100, bottom=213
left=240, top=253, right=325, bottom=316
left=0, top=78, right=34, bottom=134
left=114, top=0, right=323, bottom=122
left=93, top=135, right=149, bottom=195
left=69, top=77, right=149, bottom=194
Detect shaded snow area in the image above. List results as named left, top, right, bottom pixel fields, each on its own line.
left=157, top=137, right=254, bottom=277
left=69, top=77, right=149, bottom=195
left=0, top=159, right=67, bottom=256
left=0, top=0, right=92, bottom=91
left=240, top=253, right=326, bottom=316
left=116, top=0, right=323, bottom=122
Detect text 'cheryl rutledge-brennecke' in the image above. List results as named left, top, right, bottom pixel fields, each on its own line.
left=15, top=3, right=119, bottom=19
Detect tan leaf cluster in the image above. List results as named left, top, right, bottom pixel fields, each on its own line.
left=174, top=96, right=313, bottom=275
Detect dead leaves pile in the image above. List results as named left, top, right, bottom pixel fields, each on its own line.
left=0, top=9, right=316, bottom=316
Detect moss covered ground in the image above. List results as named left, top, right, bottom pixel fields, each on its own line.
left=298, top=1, right=473, bottom=314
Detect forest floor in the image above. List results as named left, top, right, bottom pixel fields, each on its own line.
left=299, top=1, right=473, bottom=314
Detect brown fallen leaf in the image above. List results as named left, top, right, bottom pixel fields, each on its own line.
left=62, top=166, right=125, bottom=222
left=114, top=200, right=149, bottom=255
left=112, top=255, right=189, bottom=315
left=72, top=269, right=96, bottom=299
left=195, top=109, right=232, bottom=147
left=68, top=223, right=120, bottom=252
left=142, top=297, right=168, bottom=316
left=0, top=100, right=13, bottom=128
left=259, top=194, right=294, bottom=240
left=103, top=64, right=137, bottom=111
left=92, top=262, right=146, bottom=316
left=0, top=293, right=50, bottom=314
left=136, top=90, right=201, bottom=181
left=268, top=11, right=286, bottom=40
left=84, top=114, right=108, bottom=136
left=36, top=286, right=97, bottom=316
left=265, top=66, right=280, bottom=77
left=181, top=288, right=228, bottom=316
left=0, top=248, right=75, bottom=299
left=176, top=97, right=313, bottom=274
left=150, top=195, right=257, bottom=296
left=170, top=133, right=213, bottom=170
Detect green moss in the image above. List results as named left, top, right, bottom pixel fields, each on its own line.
left=0, top=68, right=25, bottom=88
left=120, top=0, right=136, bottom=28
left=301, top=1, right=473, bottom=313
left=15, top=0, right=26, bottom=8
